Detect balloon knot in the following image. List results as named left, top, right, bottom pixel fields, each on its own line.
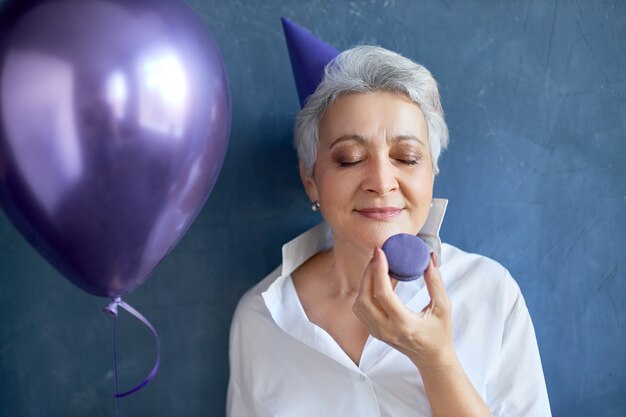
left=103, top=297, right=122, bottom=318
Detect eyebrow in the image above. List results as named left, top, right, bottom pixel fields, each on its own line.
left=328, top=134, right=425, bottom=149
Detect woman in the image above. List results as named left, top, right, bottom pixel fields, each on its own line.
left=228, top=45, right=551, bottom=416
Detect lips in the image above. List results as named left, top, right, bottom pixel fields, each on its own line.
left=356, top=207, right=403, bottom=220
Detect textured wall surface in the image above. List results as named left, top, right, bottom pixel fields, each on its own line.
left=1, top=0, right=625, bottom=416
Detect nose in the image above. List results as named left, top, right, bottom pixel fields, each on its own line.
left=361, top=156, right=398, bottom=196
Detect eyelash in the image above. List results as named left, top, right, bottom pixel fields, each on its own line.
left=395, top=158, right=420, bottom=166
left=339, top=160, right=362, bottom=167
left=338, top=157, right=421, bottom=168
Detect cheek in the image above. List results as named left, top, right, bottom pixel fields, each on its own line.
left=404, top=172, right=434, bottom=201
left=315, top=170, right=360, bottom=207
left=318, top=176, right=350, bottom=203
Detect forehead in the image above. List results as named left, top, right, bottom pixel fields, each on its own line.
left=319, top=91, right=428, bottom=145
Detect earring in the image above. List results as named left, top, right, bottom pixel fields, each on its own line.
left=311, top=200, right=321, bottom=212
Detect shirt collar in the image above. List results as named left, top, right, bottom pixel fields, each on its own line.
left=281, top=222, right=333, bottom=277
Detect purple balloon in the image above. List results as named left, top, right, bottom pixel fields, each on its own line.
left=0, top=0, right=231, bottom=297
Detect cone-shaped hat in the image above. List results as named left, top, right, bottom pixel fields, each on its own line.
left=281, top=18, right=340, bottom=107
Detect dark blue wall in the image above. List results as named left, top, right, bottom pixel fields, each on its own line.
left=1, top=0, right=625, bottom=416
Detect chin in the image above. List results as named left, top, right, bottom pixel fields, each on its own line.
left=355, top=222, right=415, bottom=249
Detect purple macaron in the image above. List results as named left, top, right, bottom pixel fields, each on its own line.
left=381, top=234, right=432, bottom=281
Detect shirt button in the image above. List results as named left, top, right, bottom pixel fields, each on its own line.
left=359, top=374, right=367, bottom=381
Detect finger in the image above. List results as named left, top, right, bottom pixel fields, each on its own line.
left=357, top=248, right=376, bottom=298
left=354, top=249, right=388, bottom=321
left=423, top=252, right=450, bottom=313
left=352, top=301, right=386, bottom=338
left=353, top=255, right=391, bottom=341
left=370, top=247, right=406, bottom=319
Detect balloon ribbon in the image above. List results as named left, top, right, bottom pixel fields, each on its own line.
left=103, top=297, right=160, bottom=402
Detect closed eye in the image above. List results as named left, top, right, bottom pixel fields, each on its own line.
left=394, top=158, right=420, bottom=166
left=339, top=160, right=364, bottom=167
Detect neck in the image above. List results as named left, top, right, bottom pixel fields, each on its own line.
left=326, top=236, right=376, bottom=296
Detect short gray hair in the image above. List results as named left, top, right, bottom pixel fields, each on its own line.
left=294, top=45, right=449, bottom=176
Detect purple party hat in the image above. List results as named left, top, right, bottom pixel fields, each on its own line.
left=281, top=17, right=340, bottom=107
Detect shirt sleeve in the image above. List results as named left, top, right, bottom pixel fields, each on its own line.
left=227, top=379, right=255, bottom=417
left=226, top=301, right=256, bottom=417
left=486, top=290, right=552, bottom=417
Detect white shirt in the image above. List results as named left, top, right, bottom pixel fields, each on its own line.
left=227, top=207, right=551, bottom=416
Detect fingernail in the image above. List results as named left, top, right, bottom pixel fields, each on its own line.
left=431, top=251, right=439, bottom=268
left=373, top=247, right=379, bottom=260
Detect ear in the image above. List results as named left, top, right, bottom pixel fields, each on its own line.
left=299, top=161, right=319, bottom=202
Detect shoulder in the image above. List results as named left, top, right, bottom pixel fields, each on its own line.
left=231, top=265, right=282, bottom=328
left=228, top=265, right=287, bottom=412
left=228, top=264, right=287, bottom=376
left=440, top=243, right=523, bottom=314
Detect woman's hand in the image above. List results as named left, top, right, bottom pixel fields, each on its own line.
left=354, top=248, right=492, bottom=417
left=352, top=247, right=455, bottom=370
